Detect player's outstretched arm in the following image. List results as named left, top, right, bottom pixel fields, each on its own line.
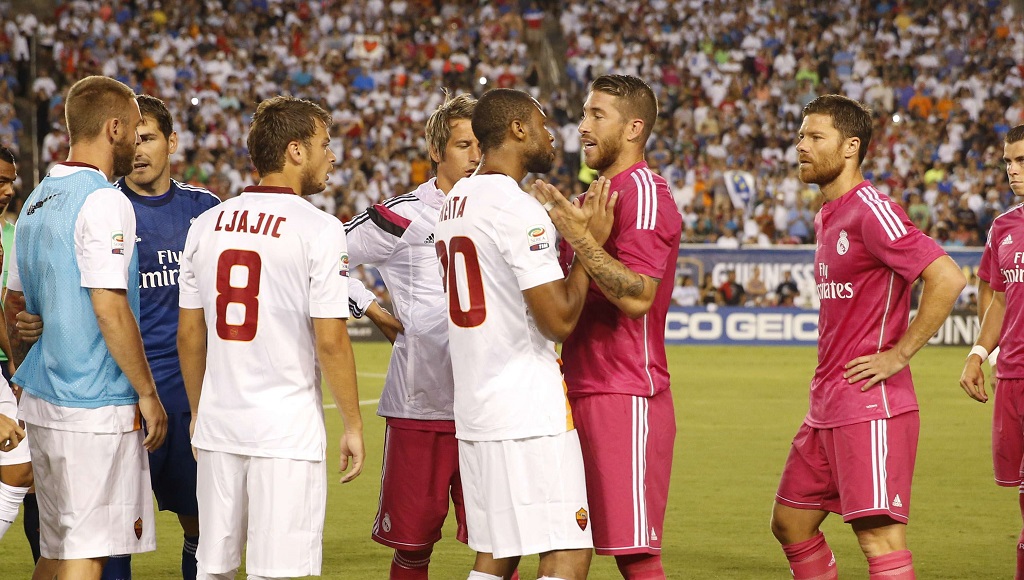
left=844, top=255, right=967, bottom=390
left=313, top=317, right=364, bottom=483
left=960, top=290, right=1005, bottom=403
left=532, top=177, right=656, bottom=319
left=91, top=287, right=167, bottom=451
left=177, top=307, right=207, bottom=450
left=364, top=302, right=404, bottom=345
left=0, top=412, right=24, bottom=452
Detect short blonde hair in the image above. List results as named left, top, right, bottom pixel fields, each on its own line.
left=65, top=76, right=136, bottom=145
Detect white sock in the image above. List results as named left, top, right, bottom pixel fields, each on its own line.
left=0, top=482, right=28, bottom=539
left=467, top=571, right=503, bottom=580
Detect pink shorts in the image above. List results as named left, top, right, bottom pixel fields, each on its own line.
left=371, top=419, right=467, bottom=549
left=992, top=378, right=1024, bottom=487
left=776, top=412, right=919, bottom=523
left=570, top=389, right=676, bottom=555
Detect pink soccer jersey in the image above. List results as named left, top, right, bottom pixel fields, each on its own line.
left=808, top=181, right=946, bottom=429
left=560, top=161, right=683, bottom=398
left=982, top=203, right=1024, bottom=379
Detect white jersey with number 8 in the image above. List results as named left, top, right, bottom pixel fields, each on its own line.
left=178, top=186, right=350, bottom=461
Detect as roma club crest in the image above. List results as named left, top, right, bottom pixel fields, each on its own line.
left=134, top=517, right=143, bottom=540
left=575, top=507, right=589, bottom=531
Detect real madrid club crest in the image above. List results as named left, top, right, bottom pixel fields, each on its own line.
left=837, top=230, right=849, bottom=256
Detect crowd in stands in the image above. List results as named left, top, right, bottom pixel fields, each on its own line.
left=0, top=0, right=1021, bottom=256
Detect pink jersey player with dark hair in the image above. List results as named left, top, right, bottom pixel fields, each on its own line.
left=961, top=123, right=1024, bottom=579
left=771, top=94, right=965, bottom=580
left=534, top=74, right=682, bottom=580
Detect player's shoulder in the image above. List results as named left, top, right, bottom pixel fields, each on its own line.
left=849, top=183, right=911, bottom=238
left=344, top=191, right=420, bottom=233
left=992, top=201, right=1024, bottom=228
left=171, top=179, right=221, bottom=209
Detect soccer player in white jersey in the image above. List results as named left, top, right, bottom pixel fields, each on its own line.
left=344, top=93, right=480, bottom=579
left=5, top=75, right=168, bottom=580
left=177, top=96, right=364, bottom=580
left=770, top=95, right=965, bottom=580
left=436, top=87, right=614, bottom=580
left=961, top=124, right=1024, bottom=578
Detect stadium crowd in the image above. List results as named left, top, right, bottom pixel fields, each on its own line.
left=0, top=0, right=1021, bottom=253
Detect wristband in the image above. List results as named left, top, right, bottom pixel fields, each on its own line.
left=968, top=344, right=989, bottom=362
left=989, top=346, right=1000, bottom=367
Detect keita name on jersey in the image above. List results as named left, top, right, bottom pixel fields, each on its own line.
left=437, top=195, right=467, bottom=223
left=214, top=210, right=287, bottom=238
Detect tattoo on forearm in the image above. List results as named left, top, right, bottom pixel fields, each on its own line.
left=571, top=237, right=645, bottom=299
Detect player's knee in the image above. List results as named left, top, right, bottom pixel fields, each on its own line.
left=0, top=462, right=33, bottom=488
left=851, top=517, right=907, bottom=557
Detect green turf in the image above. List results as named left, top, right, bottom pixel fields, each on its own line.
left=0, top=344, right=1014, bottom=578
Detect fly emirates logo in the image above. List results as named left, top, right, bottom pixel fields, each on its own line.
left=816, top=262, right=855, bottom=300
left=1002, top=252, right=1024, bottom=285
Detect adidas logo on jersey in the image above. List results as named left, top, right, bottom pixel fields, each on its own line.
left=892, top=494, right=903, bottom=508
left=1003, top=234, right=1014, bottom=246
left=650, top=527, right=658, bottom=541
left=424, top=233, right=434, bottom=244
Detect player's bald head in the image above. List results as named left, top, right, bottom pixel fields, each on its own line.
left=472, top=89, right=539, bottom=153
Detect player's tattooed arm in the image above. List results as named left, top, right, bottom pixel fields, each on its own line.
left=569, top=236, right=648, bottom=299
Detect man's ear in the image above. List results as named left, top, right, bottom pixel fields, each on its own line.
left=286, top=140, right=305, bottom=165
left=167, top=131, right=179, bottom=155
left=626, top=118, right=645, bottom=143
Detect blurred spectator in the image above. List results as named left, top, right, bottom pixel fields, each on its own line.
left=672, top=274, right=700, bottom=307
left=746, top=266, right=768, bottom=306
left=719, top=270, right=745, bottom=306
left=776, top=270, right=800, bottom=307
left=700, top=272, right=720, bottom=306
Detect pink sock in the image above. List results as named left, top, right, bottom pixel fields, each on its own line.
left=867, top=550, right=914, bottom=579
left=781, top=532, right=838, bottom=580
left=390, top=551, right=429, bottom=580
left=1016, top=528, right=1024, bottom=580
left=614, top=553, right=666, bottom=579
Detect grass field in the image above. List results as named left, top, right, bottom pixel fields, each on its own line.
left=0, top=343, right=1015, bottom=578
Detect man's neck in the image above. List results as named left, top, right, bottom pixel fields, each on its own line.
left=66, top=145, right=113, bottom=181
left=126, top=174, right=171, bottom=197
left=257, top=174, right=301, bottom=195
left=598, top=150, right=644, bottom=180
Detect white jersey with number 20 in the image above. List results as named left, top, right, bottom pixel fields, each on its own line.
left=435, top=174, right=570, bottom=443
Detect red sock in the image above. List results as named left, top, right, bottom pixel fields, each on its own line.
left=390, top=551, right=429, bottom=580
left=782, top=532, right=837, bottom=580
left=867, top=550, right=914, bottom=579
left=614, top=553, right=665, bottom=579
left=510, top=570, right=520, bottom=580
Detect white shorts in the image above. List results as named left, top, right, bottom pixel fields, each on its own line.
left=459, top=430, right=593, bottom=559
left=30, top=423, right=155, bottom=559
left=0, top=386, right=29, bottom=466
left=196, top=450, right=326, bottom=577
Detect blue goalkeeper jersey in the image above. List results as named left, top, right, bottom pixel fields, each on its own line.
left=118, top=177, right=219, bottom=413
